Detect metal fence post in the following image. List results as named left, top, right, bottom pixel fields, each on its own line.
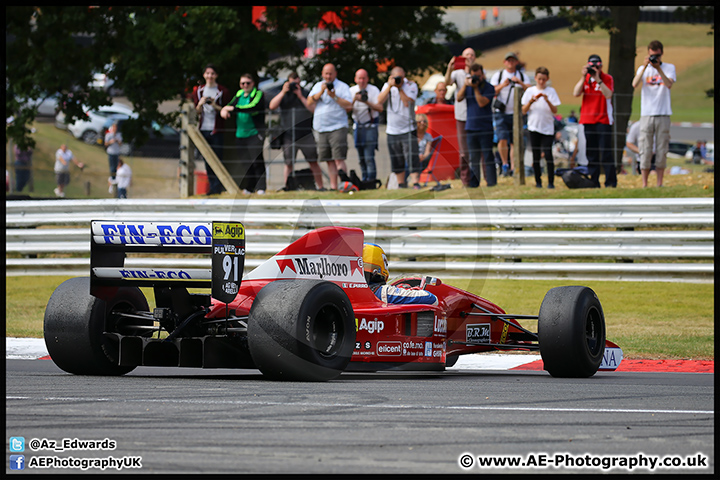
left=179, top=103, right=195, bottom=198
left=512, top=85, right=525, bottom=185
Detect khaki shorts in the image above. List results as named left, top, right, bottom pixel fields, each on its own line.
left=316, top=128, right=348, bottom=161
left=639, top=115, right=671, bottom=169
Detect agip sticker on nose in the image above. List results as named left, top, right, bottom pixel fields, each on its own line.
left=211, top=222, right=245, bottom=303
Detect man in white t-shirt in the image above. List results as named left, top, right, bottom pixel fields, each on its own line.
left=377, top=66, right=419, bottom=187
left=54, top=144, right=84, bottom=197
left=632, top=40, right=676, bottom=187
left=307, top=63, right=353, bottom=190
left=108, top=158, right=132, bottom=199
left=349, top=69, right=383, bottom=182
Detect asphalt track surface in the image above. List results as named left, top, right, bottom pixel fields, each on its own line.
left=6, top=359, right=713, bottom=474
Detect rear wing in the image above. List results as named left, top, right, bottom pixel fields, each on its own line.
left=90, top=221, right=245, bottom=303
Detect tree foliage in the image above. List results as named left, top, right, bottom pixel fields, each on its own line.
left=263, top=6, right=461, bottom=86
left=6, top=6, right=459, bottom=150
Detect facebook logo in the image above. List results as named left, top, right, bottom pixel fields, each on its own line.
left=9, top=455, right=25, bottom=470
left=9, top=436, right=25, bottom=452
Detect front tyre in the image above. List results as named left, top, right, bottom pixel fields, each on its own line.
left=43, top=277, right=149, bottom=375
left=248, top=280, right=355, bottom=381
left=538, top=286, right=606, bottom=378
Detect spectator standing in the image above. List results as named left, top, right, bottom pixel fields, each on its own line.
left=632, top=40, right=676, bottom=188
left=307, top=63, right=353, bottom=191
left=481, top=8, right=488, bottom=28
left=427, top=82, right=450, bottom=105
left=444, top=47, right=477, bottom=186
left=521, top=66, right=561, bottom=188
left=108, top=158, right=132, bottom=199
left=269, top=72, right=324, bottom=190
left=457, top=63, right=497, bottom=187
left=489, top=52, right=531, bottom=177
left=349, top=68, right=383, bottom=183
left=192, top=63, right=231, bottom=195
left=377, top=66, right=421, bottom=188
left=572, top=54, right=616, bottom=188
left=13, top=144, right=32, bottom=192
left=220, top=74, right=267, bottom=194
left=493, top=7, right=500, bottom=25
left=104, top=121, right=122, bottom=194
left=54, top=144, right=84, bottom=197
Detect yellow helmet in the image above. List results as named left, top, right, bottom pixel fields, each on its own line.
left=363, top=243, right=389, bottom=283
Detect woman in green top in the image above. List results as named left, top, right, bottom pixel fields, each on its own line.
left=221, top=74, right=267, bottom=194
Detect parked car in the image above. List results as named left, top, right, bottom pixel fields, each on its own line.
left=97, top=114, right=181, bottom=158
left=20, top=93, right=62, bottom=117
left=667, top=141, right=693, bottom=159
left=55, top=102, right=136, bottom=144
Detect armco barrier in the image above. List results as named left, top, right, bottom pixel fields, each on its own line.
left=5, top=198, right=714, bottom=283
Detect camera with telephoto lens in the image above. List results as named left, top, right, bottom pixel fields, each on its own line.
left=326, top=82, right=334, bottom=91
left=289, top=82, right=298, bottom=91
left=649, top=54, right=660, bottom=64
left=471, top=75, right=481, bottom=85
left=394, top=76, right=403, bottom=86
left=360, top=89, right=368, bottom=102
left=586, top=65, right=596, bottom=76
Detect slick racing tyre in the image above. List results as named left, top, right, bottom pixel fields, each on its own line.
left=44, top=277, right=150, bottom=376
left=537, top=286, right=606, bottom=378
left=248, top=280, right=356, bottom=381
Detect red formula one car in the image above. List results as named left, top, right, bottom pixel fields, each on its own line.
left=44, top=223, right=623, bottom=381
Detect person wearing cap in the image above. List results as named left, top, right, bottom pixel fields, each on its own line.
left=363, top=243, right=438, bottom=305
left=489, top=52, right=531, bottom=177
left=572, top=54, right=617, bottom=188
left=631, top=40, right=676, bottom=188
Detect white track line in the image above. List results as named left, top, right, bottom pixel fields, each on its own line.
left=5, top=395, right=713, bottom=416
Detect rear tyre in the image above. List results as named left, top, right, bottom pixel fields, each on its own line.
left=43, top=277, right=149, bottom=375
left=538, top=286, right=605, bottom=378
left=248, top=280, right=355, bottom=381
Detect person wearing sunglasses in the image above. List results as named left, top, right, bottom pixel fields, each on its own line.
left=221, top=74, right=267, bottom=194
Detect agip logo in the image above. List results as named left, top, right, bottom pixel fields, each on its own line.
left=213, top=223, right=245, bottom=240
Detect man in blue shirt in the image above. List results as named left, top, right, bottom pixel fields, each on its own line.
left=363, top=243, right=438, bottom=306
left=457, top=64, right=497, bottom=187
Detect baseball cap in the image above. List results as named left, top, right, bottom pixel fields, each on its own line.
left=504, top=52, right=518, bottom=61
left=587, top=54, right=602, bottom=64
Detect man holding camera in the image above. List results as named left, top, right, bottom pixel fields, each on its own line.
left=349, top=68, right=383, bottom=183
left=573, top=54, right=616, bottom=188
left=456, top=64, right=496, bottom=187
left=269, top=72, right=324, bottom=190
left=307, top=63, right=353, bottom=191
left=444, top=47, right=477, bottom=186
left=489, top=52, right=531, bottom=177
left=377, top=66, right=420, bottom=188
left=632, top=40, right=676, bottom=188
